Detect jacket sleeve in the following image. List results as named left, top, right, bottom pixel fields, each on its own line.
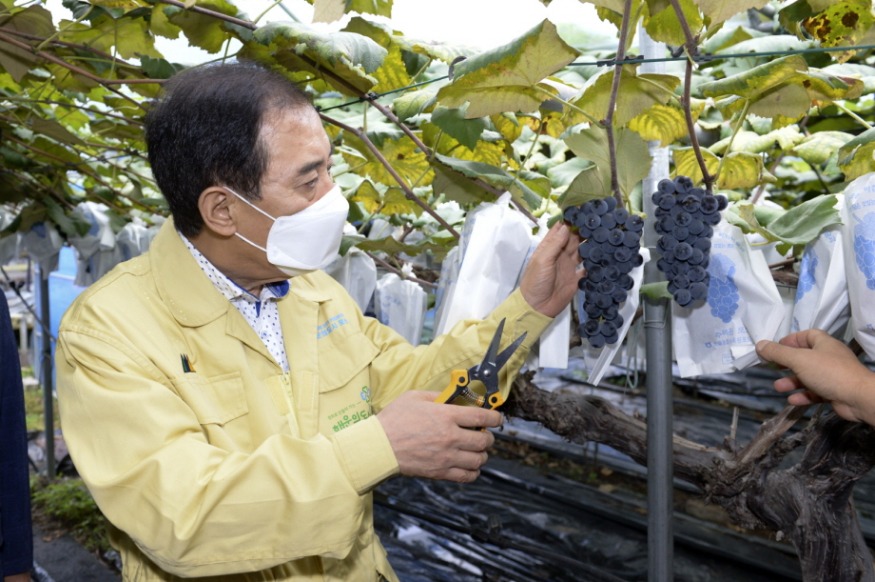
left=361, top=288, right=554, bottom=411
left=56, top=327, right=395, bottom=577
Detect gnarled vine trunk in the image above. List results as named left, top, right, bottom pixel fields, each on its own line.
left=505, top=373, right=875, bottom=581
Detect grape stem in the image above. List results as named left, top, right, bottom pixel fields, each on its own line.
left=668, top=0, right=716, bottom=192
left=604, top=0, right=635, bottom=208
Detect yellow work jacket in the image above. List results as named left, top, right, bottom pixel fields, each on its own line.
left=56, top=220, right=553, bottom=581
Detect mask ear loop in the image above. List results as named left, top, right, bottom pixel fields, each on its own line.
left=227, top=187, right=276, bottom=253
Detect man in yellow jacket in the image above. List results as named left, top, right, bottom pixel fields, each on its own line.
left=56, top=61, right=583, bottom=581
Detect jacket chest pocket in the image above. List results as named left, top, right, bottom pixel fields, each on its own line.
left=316, top=331, right=380, bottom=435
left=173, top=372, right=247, bottom=426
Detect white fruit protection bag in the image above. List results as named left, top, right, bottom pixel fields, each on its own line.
left=325, top=247, right=378, bottom=314
left=841, top=173, right=875, bottom=358
left=374, top=268, right=428, bottom=346
left=672, top=220, right=785, bottom=377
left=434, top=193, right=534, bottom=334
left=789, top=210, right=850, bottom=336
left=575, top=247, right=649, bottom=384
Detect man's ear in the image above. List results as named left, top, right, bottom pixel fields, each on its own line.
left=198, top=187, right=236, bottom=237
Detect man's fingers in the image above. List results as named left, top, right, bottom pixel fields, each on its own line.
left=788, top=391, right=821, bottom=406
left=449, top=406, right=503, bottom=429
left=756, top=339, right=806, bottom=370
left=773, top=375, right=802, bottom=393
left=536, top=222, right=572, bottom=262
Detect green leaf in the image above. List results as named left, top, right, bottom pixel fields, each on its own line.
left=391, top=86, right=439, bottom=121
left=721, top=126, right=805, bottom=154
left=672, top=147, right=719, bottom=186
left=315, top=0, right=393, bottom=21
left=574, top=68, right=680, bottom=127
left=355, top=234, right=447, bottom=258
left=717, top=152, right=767, bottom=190
left=822, top=63, right=875, bottom=93
left=436, top=19, right=580, bottom=118
left=562, top=125, right=651, bottom=204
left=697, top=0, right=769, bottom=32
left=793, top=131, right=854, bottom=165
left=644, top=0, right=702, bottom=46
left=28, top=117, right=85, bottom=146
left=702, top=55, right=864, bottom=125
left=838, top=127, right=875, bottom=180
left=802, top=0, right=874, bottom=62
left=724, top=202, right=773, bottom=240
left=163, top=1, right=241, bottom=54
left=431, top=164, right=493, bottom=206
left=628, top=102, right=688, bottom=145
left=343, top=17, right=412, bottom=93
left=700, top=55, right=808, bottom=101
left=60, top=15, right=161, bottom=61
left=430, top=105, right=488, bottom=150
left=558, top=165, right=611, bottom=206
left=547, top=157, right=593, bottom=189
left=245, top=20, right=388, bottom=95
left=0, top=5, right=55, bottom=82
left=640, top=281, right=672, bottom=301
left=139, top=55, right=183, bottom=79
left=432, top=153, right=542, bottom=210
left=766, top=194, right=841, bottom=245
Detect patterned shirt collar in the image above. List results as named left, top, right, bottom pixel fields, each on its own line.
left=179, top=233, right=290, bottom=303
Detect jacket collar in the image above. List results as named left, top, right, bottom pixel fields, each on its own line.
left=150, top=219, right=236, bottom=328
left=150, top=219, right=333, bottom=327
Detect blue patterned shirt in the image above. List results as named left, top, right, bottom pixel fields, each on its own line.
left=181, top=234, right=290, bottom=372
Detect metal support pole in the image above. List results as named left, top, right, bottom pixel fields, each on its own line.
left=639, top=27, right=674, bottom=581
left=38, top=272, right=55, bottom=479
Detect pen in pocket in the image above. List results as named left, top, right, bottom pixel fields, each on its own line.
left=180, top=354, right=196, bottom=373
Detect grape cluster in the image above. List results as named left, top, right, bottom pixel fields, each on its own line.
left=564, top=197, right=643, bottom=348
left=652, top=176, right=727, bottom=307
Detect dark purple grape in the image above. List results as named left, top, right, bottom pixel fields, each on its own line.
left=657, top=178, right=676, bottom=195
left=674, top=288, right=693, bottom=306
left=689, top=282, right=708, bottom=301
left=564, top=207, right=580, bottom=224
left=592, top=198, right=609, bottom=215
left=608, top=229, right=625, bottom=246
left=567, top=196, right=641, bottom=348
left=625, top=215, right=644, bottom=232
left=674, top=242, right=693, bottom=261
left=651, top=175, right=724, bottom=307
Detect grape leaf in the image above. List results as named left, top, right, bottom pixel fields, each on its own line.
left=838, top=127, right=875, bottom=180
left=245, top=20, right=387, bottom=95
left=435, top=20, right=580, bottom=118
left=574, top=68, right=680, bottom=127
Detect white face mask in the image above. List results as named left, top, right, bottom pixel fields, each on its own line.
left=231, top=184, right=349, bottom=277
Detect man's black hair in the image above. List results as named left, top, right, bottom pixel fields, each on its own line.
left=145, top=60, right=314, bottom=237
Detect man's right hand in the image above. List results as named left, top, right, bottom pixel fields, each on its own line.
left=756, top=329, right=875, bottom=425
left=376, top=390, right=502, bottom=483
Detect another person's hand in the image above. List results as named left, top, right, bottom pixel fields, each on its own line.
left=519, top=222, right=583, bottom=317
left=376, top=391, right=502, bottom=483
left=5, top=573, right=32, bottom=582
left=756, top=329, right=875, bottom=425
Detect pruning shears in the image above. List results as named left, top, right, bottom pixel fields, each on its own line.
left=434, top=318, right=527, bottom=410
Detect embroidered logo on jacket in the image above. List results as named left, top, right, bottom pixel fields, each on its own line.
left=316, top=313, right=348, bottom=339
left=329, top=386, right=373, bottom=433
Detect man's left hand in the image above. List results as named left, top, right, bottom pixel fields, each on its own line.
left=519, top=222, right=583, bottom=317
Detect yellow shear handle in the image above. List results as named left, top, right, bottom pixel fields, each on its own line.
left=435, top=369, right=469, bottom=404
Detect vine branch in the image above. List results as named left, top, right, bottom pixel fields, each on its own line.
left=604, top=0, right=633, bottom=206
left=668, top=0, right=715, bottom=191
